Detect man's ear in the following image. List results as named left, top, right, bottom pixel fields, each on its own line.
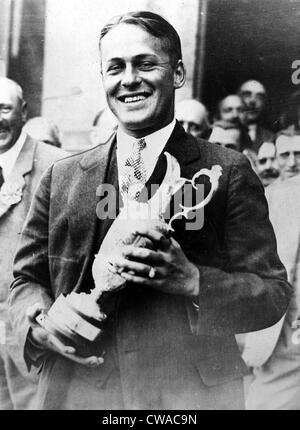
left=21, top=102, right=28, bottom=124
left=173, top=60, right=186, bottom=89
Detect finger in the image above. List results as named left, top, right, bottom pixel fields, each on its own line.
left=66, top=354, right=104, bottom=368
left=121, top=246, right=164, bottom=265
left=107, top=262, right=122, bottom=276
left=159, top=235, right=172, bottom=252
left=46, top=334, right=104, bottom=367
left=30, top=326, right=51, bottom=349
left=111, top=257, right=155, bottom=278
left=47, top=333, right=76, bottom=355
left=120, top=270, right=162, bottom=286
left=170, top=237, right=182, bottom=249
left=133, top=226, right=168, bottom=247
left=33, top=330, right=103, bottom=367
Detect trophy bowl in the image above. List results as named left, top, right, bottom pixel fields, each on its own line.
left=36, top=293, right=107, bottom=357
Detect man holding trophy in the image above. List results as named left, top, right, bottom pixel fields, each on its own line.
left=9, top=11, right=291, bottom=410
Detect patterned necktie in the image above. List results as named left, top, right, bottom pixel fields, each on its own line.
left=0, top=166, right=4, bottom=189
left=120, top=138, right=147, bottom=200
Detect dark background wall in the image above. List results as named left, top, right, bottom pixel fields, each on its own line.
left=8, top=0, right=46, bottom=118
left=5, top=0, right=300, bottom=130
left=202, top=0, right=300, bottom=129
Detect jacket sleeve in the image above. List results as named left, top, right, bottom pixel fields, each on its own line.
left=8, top=166, right=54, bottom=370
left=194, top=156, right=293, bottom=336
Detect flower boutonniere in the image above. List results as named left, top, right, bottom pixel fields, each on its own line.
left=0, top=180, right=24, bottom=206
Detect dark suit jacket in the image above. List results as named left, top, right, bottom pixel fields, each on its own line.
left=8, top=123, right=291, bottom=409
left=250, top=125, right=275, bottom=153
left=0, top=136, right=65, bottom=378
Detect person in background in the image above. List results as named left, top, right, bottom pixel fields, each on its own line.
left=279, top=90, right=300, bottom=131
left=209, top=119, right=254, bottom=152
left=275, top=127, right=300, bottom=181
left=244, top=174, right=300, bottom=409
left=209, top=120, right=242, bottom=151
left=175, top=98, right=211, bottom=139
left=238, top=80, right=274, bottom=152
left=89, top=107, right=118, bottom=146
left=24, top=117, right=62, bottom=148
left=8, top=11, right=290, bottom=410
left=217, top=94, right=245, bottom=126
left=255, top=142, right=279, bottom=187
left=243, top=129, right=300, bottom=408
left=209, top=120, right=258, bottom=172
left=0, top=78, right=65, bottom=409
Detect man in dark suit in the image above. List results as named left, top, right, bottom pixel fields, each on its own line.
left=175, top=98, right=211, bottom=139
left=9, top=12, right=291, bottom=410
left=217, top=95, right=245, bottom=127
left=0, top=77, right=65, bottom=409
left=238, top=80, right=275, bottom=152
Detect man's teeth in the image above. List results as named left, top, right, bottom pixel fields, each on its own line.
left=124, top=95, right=146, bottom=103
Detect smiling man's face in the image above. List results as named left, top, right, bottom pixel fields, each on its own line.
left=0, top=80, right=26, bottom=154
left=100, top=24, right=185, bottom=138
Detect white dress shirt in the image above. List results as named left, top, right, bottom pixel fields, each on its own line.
left=0, top=130, right=27, bottom=180
left=116, top=119, right=176, bottom=185
left=248, top=123, right=257, bottom=142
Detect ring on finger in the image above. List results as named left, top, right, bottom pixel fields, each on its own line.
left=148, top=267, right=156, bottom=279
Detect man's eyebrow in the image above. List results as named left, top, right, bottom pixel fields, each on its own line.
left=134, top=54, right=157, bottom=59
left=256, top=92, right=266, bottom=97
left=105, top=54, right=158, bottom=64
left=106, top=57, right=123, bottom=63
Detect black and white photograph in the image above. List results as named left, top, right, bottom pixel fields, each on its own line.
left=0, top=0, right=300, bottom=412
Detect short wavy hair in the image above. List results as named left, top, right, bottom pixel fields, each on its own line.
left=276, top=124, right=300, bottom=139
left=99, top=11, right=182, bottom=69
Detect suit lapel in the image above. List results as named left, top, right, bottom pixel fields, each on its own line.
left=95, top=142, right=120, bottom=248
left=163, top=121, right=201, bottom=170
left=68, top=135, right=116, bottom=287
left=145, top=122, right=201, bottom=192
left=143, top=122, right=204, bottom=223
left=0, top=136, right=36, bottom=218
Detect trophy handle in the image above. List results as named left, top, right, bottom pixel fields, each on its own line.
left=167, top=164, right=222, bottom=231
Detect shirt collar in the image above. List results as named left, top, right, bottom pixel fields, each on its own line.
left=0, top=130, right=27, bottom=179
left=117, top=118, right=176, bottom=158
left=248, top=123, right=257, bottom=140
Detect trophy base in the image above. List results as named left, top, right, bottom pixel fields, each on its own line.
left=37, top=294, right=106, bottom=357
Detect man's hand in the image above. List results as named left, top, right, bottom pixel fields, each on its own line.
left=26, top=303, right=104, bottom=368
left=110, top=226, right=200, bottom=298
